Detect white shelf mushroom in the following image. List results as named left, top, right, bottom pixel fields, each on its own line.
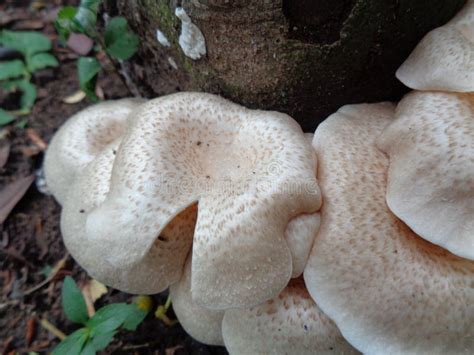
left=61, top=138, right=197, bottom=294
left=170, top=258, right=357, bottom=354
left=377, top=91, right=474, bottom=260
left=304, top=103, right=474, bottom=354
left=48, top=93, right=321, bottom=308
left=396, top=0, right=474, bottom=92
left=44, top=98, right=145, bottom=204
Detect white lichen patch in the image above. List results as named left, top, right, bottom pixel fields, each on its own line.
left=156, top=29, right=171, bottom=47
left=175, top=7, right=206, bottom=60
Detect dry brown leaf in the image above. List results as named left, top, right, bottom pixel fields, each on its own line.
left=0, top=144, right=10, bottom=169
left=62, top=90, right=86, bottom=104
left=0, top=175, right=35, bottom=224
left=67, top=33, right=94, bottom=56
left=25, top=317, right=36, bottom=346
left=82, top=279, right=108, bottom=317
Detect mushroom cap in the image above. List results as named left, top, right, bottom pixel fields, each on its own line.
left=396, top=0, right=474, bottom=92
left=169, top=257, right=225, bottom=346
left=222, top=278, right=358, bottom=355
left=85, top=92, right=321, bottom=309
left=61, top=140, right=197, bottom=294
left=304, top=103, right=474, bottom=354
left=376, top=91, right=474, bottom=260
left=44, top=98, right=145, bottom=204
left=285, top=213, right=320, bottom=278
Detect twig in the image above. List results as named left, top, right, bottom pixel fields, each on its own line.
left=23, top=253, right=69, bottom=295
left=40, top=318, right=66, bottom=340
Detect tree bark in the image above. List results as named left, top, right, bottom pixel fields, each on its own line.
left=104, top=0, right=465, bottom=131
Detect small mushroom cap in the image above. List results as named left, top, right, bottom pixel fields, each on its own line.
left=170, top=257, right=225, bottom=346
left=396, top=0, right=474, bottom=92
left=61, top=140, right=196, bottom=294
left=44, top=98, right=145, bottom=204
left=86, top=92, right=321, bottom=309
left=377, top=91, right=474, bottom=260
left=304, top=103, right=474, bottom=354
left=222, top=278, right=358, bottom=355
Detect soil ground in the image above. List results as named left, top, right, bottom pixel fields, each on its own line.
left=0, top=1, right=227, bottom=354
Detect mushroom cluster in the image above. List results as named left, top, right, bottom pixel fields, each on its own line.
left=44, top=1, right=474, bottom=353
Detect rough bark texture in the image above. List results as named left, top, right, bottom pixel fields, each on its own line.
left=104, top=0, right=465, bottom=131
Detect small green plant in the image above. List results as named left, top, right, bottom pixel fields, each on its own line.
left=55, top=0, right=139, bottom=101
left=53, top=277, right=150, bottom=355
left=0, top=30, right=58, bottom=126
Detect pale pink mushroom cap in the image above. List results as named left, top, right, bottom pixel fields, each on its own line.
left=304, top=103, right=474, bottom=354
left=377, top=91, right=474, bottom=260
left=222, top=278, right=358, bottom=355
left=86, top=92, right=321, bottom=309
left=61, top=140, right=197, bottom=294
left=396, top=0, right=474, bottom=92
left=169, top=258, right=225, bottom=346
left=44, top=99, right=145, bottom=204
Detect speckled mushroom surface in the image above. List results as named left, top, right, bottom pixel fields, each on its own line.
left=169, top=258, right=225, bottom=346
left=377, top=91, right=474, bottom=260
left=61, top=139, right=197, bottom=294
left=44, top=98, right=145, bottom=204
left=84, top=92, right=321, bottom=309
left=304, top=103, right=474, bottom=354
left=396, top=0, right=474, bottom=92
left=222, top=278, right=358, bottom=355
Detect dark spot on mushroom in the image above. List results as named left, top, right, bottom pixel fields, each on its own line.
left=112, top=150, right=116, bottom=155
left=197, top=141, right=202, bottom=146
left=79, top=209, right=85, bottom=213
left=329, top=347, right=334, bottom=351
left=303, top=324, right=308, bottom=331
left=158, top=235, right=168, bottom=242
left=206, top=175, right=210, bottom=179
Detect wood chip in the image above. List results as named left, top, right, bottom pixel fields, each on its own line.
left=63, top=90, right=86, bottom=104
left=25, top=129, right=47, bottom=151
left=0, top=144, right=10, bottom=169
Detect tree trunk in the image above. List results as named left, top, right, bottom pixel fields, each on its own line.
left=103, top=0, right=465, bottom=131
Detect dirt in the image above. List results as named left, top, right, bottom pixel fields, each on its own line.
left=0, top=1, right=227, bottom=354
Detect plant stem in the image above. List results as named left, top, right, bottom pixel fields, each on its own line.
left=40, top=319, right=66, bottom=340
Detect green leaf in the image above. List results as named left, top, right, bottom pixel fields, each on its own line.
left=123, top=303, right=148, bottom=331
left=74, top=0, right=101, bottom=37
left=0, top=79, right=37, bottom=112
left=0, top=30, right=52, bottom=58
left=62, top=276, right=89, bottom=324
left=86, top=303, right=131, bottom=336
left=77, top=57, right=101, bottom=101
left=90, top=331, right=116, bottom=351
left=79, top=341, right=96, bottom=355
left=104, top=17, right=139, bottom=60
left=55, top=6, right=79, bottom=42
left=0, top=60, right=26, bottom=80
left=27, top=53, right=58, bottom=73
left=53, top=328, right=89, bottom=355
left=0, top=109, right=15, bottom=126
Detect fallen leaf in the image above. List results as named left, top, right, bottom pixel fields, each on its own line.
left=67, top=33, right=94, bottom=56
left=26, top=317, right=36, bottom=346
left=82, top=279, right=108, bottom=317
left=12, top=19, right=44, bottom=30
left=0, top=175, right=35, bottom=224
left=0, top=144, right=10, bottom=169
left=62, top=90, right=86, bottom=104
